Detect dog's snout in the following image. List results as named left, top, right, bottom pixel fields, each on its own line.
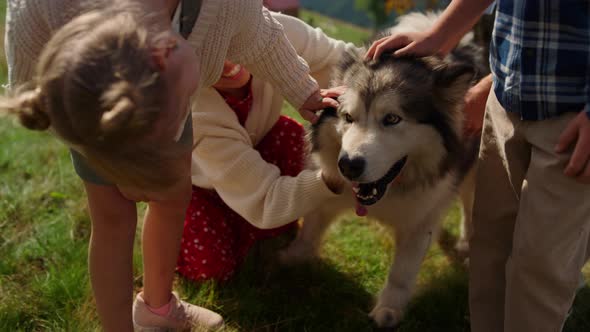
left=338, top=154, right=365, bottom=180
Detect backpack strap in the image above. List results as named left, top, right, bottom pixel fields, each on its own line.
left=179, top=0, right=202, bottom=39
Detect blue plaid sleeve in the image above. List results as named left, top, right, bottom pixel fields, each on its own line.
left=586, top=70, right=590, bottom=119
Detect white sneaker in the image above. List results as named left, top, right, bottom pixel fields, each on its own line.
left=132, top=292, right=224, bottom=331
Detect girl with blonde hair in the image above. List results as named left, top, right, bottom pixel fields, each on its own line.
left=4, top=0, right=336, bottom=330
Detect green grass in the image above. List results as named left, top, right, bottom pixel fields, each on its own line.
left=1, top=3, right=590, bottom=332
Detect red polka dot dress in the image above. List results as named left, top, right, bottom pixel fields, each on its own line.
left=177, top=80, right=303, bottom=282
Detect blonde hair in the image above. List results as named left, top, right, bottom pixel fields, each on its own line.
left=1, top=3, right=187, bottom=190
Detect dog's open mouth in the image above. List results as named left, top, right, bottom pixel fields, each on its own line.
left=352, top=156, right=407, bottom=214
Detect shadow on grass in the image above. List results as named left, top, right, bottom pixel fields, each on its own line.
left=177, top=226, right=590, bottom=332
left=398, top=266, right=470, bottom=332
left=564, top=285, right=590, bottom=332
left=179, top=234, right=376, bottom=332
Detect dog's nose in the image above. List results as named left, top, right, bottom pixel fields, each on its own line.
left=338, top=154, right=365, bottom=180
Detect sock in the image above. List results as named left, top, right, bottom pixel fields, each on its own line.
left=146, top=296, right=172, bottom=316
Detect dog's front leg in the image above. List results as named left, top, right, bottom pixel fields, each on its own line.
left=456, top=166, right=476, bottom=258
left=279, top=209, right=335, bottom=264
left=369, top=225, right=435, bottom=328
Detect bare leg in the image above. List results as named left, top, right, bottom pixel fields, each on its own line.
left=456, top=167, right=476, bottom=257
left=85, top=182, right=137, bottom=332
left=141, top=177, right=192, bottom=307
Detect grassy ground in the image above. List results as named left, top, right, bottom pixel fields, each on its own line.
left=1, top=4, right=590, bottom=332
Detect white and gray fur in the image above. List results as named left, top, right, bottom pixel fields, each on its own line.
left=280, top=12, right=488, bottom=328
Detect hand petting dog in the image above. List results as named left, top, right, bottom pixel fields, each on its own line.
left=366, top=31, right=448, bottom=60
left=299, top=87, right=345, bottom=123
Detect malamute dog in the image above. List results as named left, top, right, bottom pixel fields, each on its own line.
left=280, top=13, right=489, bottom=328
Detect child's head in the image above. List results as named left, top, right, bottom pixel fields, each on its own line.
left=1, top=3, right=199, bottom=190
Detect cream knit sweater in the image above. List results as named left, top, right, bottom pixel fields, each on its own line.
left=5, top=0, right=318, bottom=108
left=191, top=13, right=357, bottom=229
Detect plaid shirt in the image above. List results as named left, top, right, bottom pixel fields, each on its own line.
left=489, top=0, right=590, bottom=120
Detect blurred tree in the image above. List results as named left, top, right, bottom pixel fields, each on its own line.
left=354, top=0, right=388, bottom=29
left=385, top=0, right=413, bottom=15
left=356, top=0, right=417, bottom=29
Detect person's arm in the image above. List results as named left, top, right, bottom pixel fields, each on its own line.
left=271, top=12, right=358, bottom=86
left=366, top=0, right=495, bottom=60
left=463, top=74, right=492, bottom=136
left=191, top=102, right=340, bottom=229
left=226, top=0, right=338, bottom=122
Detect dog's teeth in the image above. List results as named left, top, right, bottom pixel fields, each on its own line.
left=352, top=186, right=359, bottom=193
left=372, top=188, right=378, bottom=195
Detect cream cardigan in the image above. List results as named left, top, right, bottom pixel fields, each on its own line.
left=191, top=13, right=357, bottom=229
left=6, top=0, right=318, bottom=108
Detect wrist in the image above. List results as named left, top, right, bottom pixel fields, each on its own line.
left=468, top=75, right=493, bottom=99
left=425, top=18, right=466, bottom=57
left=321, top=171, right=344, bottom=194
left=427, top=29, right=451, bottom=56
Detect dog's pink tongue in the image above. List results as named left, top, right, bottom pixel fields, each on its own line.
left=351, top=182, right=368, bottom=216
left=355, top=201, right=368, bottom=217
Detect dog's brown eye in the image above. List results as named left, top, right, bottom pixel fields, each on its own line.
left=383, top=114, right=402, bottom=126
left=343, top=113, right=354, bottom=123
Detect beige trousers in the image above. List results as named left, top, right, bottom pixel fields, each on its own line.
left=469, top=90, right=590, bottom=332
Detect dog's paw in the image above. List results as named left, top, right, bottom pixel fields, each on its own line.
left=277, top=243, right=316, bottom=265
left=369, top=306, right=403, bottom=328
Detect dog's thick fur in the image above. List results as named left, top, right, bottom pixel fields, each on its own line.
left=280, top=13, right=489, bottom=328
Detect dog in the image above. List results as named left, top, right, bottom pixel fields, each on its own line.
left=279, top=12, right=489, bottom=328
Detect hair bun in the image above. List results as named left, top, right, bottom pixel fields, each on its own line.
left=100, top=81, right=138, bottom=134
left=18, top=88, right=50, bottom=130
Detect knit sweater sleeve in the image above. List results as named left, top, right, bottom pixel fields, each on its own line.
left=191, top=96, right=337, bottom=229
left=5, top=0, right=80, bottom=88
left=5, top=0, right=50, bottom=87
left=225, top=0, right=318, bottom=109
left=272, top=13, right=358, bottom=75
left=272, top=12, right=359, bottom=88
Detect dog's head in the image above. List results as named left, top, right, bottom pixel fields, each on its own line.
left=312, top=48, right=475, bottom=206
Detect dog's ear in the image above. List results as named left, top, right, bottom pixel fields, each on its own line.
left=333, top=48, right=363, bottom=86
left=433, top=62, right=476, bottom=104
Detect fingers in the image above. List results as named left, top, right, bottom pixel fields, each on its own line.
left=299, top=98, right=339, bottom=123
left=321, top=97, right=339, bottom=109
left=365, top=36, right=391, bottom=60
left=299, top=90, right=341, bottom=124
left=367, top=34, right=420, bottom=60
left=393, top=42, right=418, bottom=57
left=576, top=164, right=590, bottom=184
left=320, top=85, right=347, bottom=98
left=565, top=131, right=590, bottom=177
left=372, top=36, right=408, bottom=60
left=556, top=117, right=579, bottom=153
left=299, top=109, right=318, bottom=124
left=556, top=112, right=590, bottom=184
